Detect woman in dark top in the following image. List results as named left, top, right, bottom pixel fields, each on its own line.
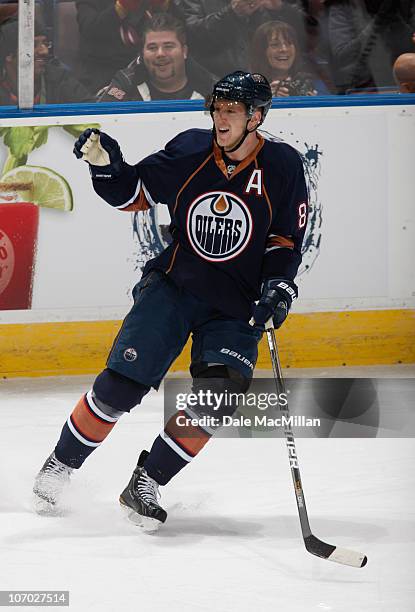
left=251, top=20, right=330, bottom=96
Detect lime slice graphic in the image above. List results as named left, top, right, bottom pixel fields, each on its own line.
left=1, top=165, right=73, bottom=211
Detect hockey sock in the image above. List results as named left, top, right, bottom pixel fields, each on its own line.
left=143, top=409, right=213, bottom=485
left=54, top=390, right=123, bottom=469
left=144, top=370, right=244, bottom=485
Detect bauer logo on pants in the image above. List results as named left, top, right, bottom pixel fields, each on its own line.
left=186, top=191, right=252, bottom=262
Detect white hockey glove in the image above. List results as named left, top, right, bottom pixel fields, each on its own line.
left=73, top=128, right=124, bottom=179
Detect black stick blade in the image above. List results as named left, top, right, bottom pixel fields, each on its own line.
left=305, top=535, right=367, bottom=568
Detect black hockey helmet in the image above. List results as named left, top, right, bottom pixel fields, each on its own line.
left=209, top=70, right=272, bottom=124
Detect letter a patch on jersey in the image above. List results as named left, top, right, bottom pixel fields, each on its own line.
left=245, top=169, right=263, bottom=196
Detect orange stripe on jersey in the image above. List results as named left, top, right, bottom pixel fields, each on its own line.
left=120, top=187, right=151, bottom=212
left=173, top=153, right=214, bottom=215
left=213, top=134, right=264, bottom=180
left=165, top=410, right=211, bottom=457
left=71, top=396, right=116, bottom=443
left=213, top=141, right=227, bottom=178
left=267, top=235, right=295, bottom=249
left=166, top=243, right=179, bottom=274
left=230, top=135, right=264, bottom=180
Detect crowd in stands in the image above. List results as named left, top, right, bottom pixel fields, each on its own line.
left=0, top=0, right=414, bottom=105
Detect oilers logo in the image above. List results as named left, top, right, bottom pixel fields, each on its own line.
left=186, top=191, right=252, bottom=262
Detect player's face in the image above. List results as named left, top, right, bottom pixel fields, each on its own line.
left=143, top=31, right=188, bottom=85
left=212, top=100, right=253, bottom=150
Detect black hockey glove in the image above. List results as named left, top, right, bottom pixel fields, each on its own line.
left=251, top=278, right=298, bottom=330
left=73, top=128, right=124, bottom=180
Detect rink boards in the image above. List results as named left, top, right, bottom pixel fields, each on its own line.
left=1, top=309, right=414, bottom=377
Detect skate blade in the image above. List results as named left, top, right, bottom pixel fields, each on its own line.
left=119, top=501, right=163, bottom=533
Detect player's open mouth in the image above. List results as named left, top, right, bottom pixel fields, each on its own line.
left=218, top=128, right=229, bottom=133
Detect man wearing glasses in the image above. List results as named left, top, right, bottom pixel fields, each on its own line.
left=0, top=17, right=91, bottom=105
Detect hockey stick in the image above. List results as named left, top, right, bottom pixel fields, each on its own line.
left=266, top=327, right=367, bottom=567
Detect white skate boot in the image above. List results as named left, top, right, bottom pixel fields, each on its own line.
left=33, top=452, right=73, bottom=515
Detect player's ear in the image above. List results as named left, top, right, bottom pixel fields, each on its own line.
left=249, top=109, right=262, bottom=129
left=183, top=44, right=188, bottom=60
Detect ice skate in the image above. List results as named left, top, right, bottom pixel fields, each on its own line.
left=33, top=452, right=73, bottom=516
left=119, top=450, right=167, bottom=533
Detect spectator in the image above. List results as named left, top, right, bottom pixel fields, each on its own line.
left=328, top=0, right=415, bottom=93
left=393, top=52, right=415, bottom=92
left=181, top=0, right=308, bottom=76
left=98, top=13, right=217, bottom=101
left=251, top=20, right=330, bottom=95
left=75, top=0, right=184, bottom=93
left=0, top=17, right=92, bottom=105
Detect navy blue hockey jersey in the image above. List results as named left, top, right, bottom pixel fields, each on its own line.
left=92, top=129, right=308, bottom=321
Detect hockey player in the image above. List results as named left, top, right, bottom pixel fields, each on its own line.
left=33, top=71, right=308, bottom=531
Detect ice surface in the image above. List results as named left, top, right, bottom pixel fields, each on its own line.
left=1, top=371, right=414, bottom=612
